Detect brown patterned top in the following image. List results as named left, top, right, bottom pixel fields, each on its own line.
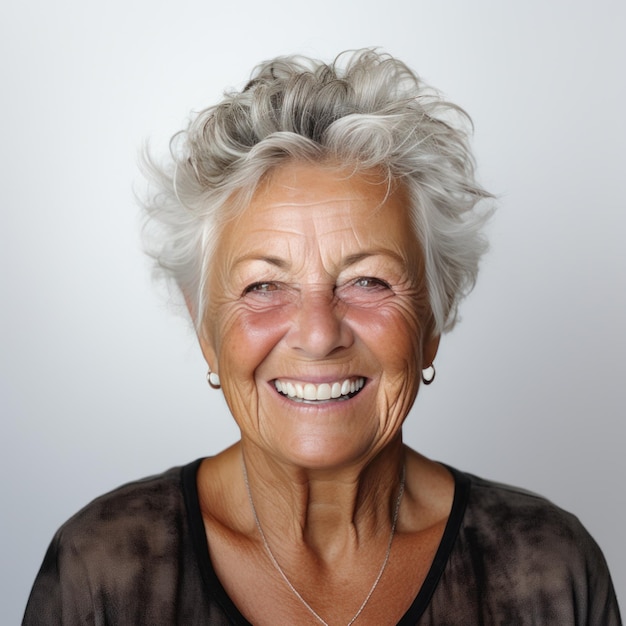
left=23, top=459, right=621, bottom=625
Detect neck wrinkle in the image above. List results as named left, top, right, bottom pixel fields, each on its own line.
left=240, top=438, right=405, bottom=565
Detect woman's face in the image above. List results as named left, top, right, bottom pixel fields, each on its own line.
left=201, top=163, right=438, bottom=470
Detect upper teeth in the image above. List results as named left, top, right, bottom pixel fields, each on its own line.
left=273, top=377, right=365, bottom=401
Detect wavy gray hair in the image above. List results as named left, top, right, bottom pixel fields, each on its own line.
left=142, top=49, right=492, bottom=335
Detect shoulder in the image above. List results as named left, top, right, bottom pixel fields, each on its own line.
left=56, top=464, right=188, bottom=552
left=462, top=472, right=598, bottom=558
left=23, top=461, right=208, bottom=624
left=43, top=464, right=194, bottom=581
left=442, top=469, right=621, bottom=624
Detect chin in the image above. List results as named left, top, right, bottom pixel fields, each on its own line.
left=267, top=431, right=380, bottom=472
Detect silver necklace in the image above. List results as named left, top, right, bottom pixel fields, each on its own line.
left=242, top=459, right=406, bottom=626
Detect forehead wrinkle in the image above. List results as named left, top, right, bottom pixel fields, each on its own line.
left=223, top=164, right=415, bottom=281
left=267, top=196, right=366, bottom=209
left=226, top=219, right=307, bottom=271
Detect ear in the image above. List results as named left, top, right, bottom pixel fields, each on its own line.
left=422, top=334, right=440, bottom=368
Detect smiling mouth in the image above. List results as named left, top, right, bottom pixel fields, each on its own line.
left=273, top=377, right=365, bottom=403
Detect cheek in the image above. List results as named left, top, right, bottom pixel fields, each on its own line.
left=350, top=303, right=425, bottom=418
left=212, top=307, right=292, bottom=429
left=216, top=305, right=292, bottom=372
left=350, top=300, right=425, bottom=364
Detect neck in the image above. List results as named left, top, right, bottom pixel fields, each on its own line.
left=240, top=437, right=405, bottom=563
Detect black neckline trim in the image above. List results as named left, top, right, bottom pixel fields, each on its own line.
left=182, top=459, right=252, bottom=625
left=182, top=459, right=471, bottom=625
left=397, top=464, right=470, bottom=623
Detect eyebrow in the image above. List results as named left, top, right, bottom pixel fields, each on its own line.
left=234, top=249, right=406, bottom=271
left=340, top=250, right=406, bottom=269
left=233, top=255, right=290, bottom=269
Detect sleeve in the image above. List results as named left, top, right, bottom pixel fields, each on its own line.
left=22, top=530, right=97, bottom=626
left=582, top=531, right=622, bottom=626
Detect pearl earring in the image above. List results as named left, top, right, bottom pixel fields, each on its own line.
left=206, top=370, right=221, bottom=389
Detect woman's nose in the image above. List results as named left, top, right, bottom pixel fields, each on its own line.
left=285, top=289, right=354, bottom=358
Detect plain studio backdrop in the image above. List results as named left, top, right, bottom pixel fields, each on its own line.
left=1, top=1, right=624, bottom=621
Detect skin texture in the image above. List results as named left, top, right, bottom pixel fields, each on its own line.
left=201, top=163, right=437, bottom=471
left=195, top=162, right=452, bottom=624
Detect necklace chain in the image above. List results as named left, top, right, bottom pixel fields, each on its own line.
left=242, top=458, right=406, bottom=626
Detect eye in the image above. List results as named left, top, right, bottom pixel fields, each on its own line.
left=241, top=280, right=294, bottom=310
left=353, top=277, right=391, bottom=290
left=243, top=281, right=280, bottom=295
left=335, top=276, right=394, bottom=307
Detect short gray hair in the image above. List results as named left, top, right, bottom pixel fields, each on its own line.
left=142, top=49, right=492, bottom=335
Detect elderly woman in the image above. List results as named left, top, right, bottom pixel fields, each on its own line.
left=24, top=50, right=620, bottom=625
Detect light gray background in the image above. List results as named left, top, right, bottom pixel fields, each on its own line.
left=1, top=1, right=624, bottom=621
